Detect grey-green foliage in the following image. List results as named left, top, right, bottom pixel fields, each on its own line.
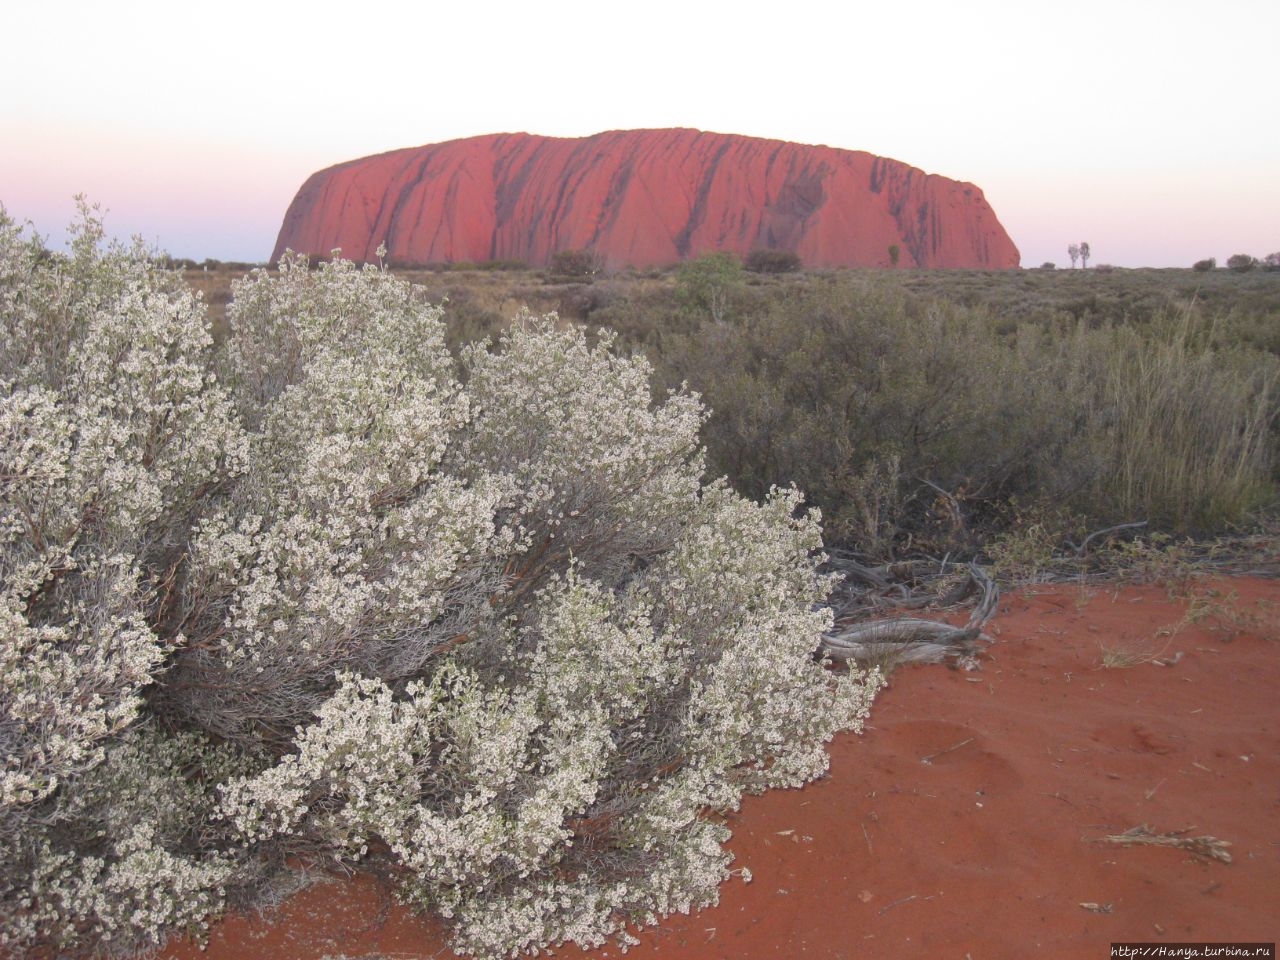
left=12, top=727, right=252, bottom=955
left=657, top=282, right=1059, bottom=548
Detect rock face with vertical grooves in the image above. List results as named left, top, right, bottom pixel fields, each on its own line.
left=272, top=129, right=1020, bottom=269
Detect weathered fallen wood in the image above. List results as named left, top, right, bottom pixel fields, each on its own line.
left=821, top=618, right=984, bottom=664
left=821, top=563, right=999, bottom=667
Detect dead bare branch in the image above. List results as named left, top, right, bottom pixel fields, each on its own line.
left=820, top=562, right=998, bottom=667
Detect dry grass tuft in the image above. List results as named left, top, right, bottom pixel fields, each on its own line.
left=1096, top=633, right=1175, bottom=669
left=1100, top=824, right=1232, bottom=863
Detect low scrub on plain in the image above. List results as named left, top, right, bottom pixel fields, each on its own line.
left=620, top=274, right=1279, bottom=553
left=0, top=208, right=880, bottom=958
left=190, top=255, right=1280, bottom=554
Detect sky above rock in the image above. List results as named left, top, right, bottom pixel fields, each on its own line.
left=3, top=0, right=1275, bottom=268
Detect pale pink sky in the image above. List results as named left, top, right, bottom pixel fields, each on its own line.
left=3, top=0, right=1276, bottom=268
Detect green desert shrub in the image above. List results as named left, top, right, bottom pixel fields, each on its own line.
left=1, top=208, right=879, bottom=958
left=675, top=251, right=747, bottom=322
left=744, top=248, right=802, bottom=274
left=546, top=248, right=602, bottom=281
left=654, top=281, right=1071, bottom=551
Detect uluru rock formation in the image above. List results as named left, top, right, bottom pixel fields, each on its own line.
left=273, top=129, right=1020, bottom=270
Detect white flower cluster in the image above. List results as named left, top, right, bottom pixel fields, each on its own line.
left=6, top=726, right=246, bottom=954
left=168, top=255, right=517, bottom=746
left=1, top=209, right=881, bottom=959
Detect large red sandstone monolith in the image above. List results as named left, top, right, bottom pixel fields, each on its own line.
left=273, top=129, right=1020, bottom=269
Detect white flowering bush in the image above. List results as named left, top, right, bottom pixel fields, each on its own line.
left=2, top=211, right=881, bottom=958
left=1, top=205, right=248, bottom=955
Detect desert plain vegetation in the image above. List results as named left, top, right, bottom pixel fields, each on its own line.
left=196, top=244, right=1280, bottom=559
left=4, top=206, right=1279, bottom=959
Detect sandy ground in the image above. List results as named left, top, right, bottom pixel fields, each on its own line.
left=161, top=576, right=1280, bottom=960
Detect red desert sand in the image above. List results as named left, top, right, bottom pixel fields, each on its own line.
left=162, top=576, right=1279, bottom=960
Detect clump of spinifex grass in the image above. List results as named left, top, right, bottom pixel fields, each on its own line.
left=1086, top=310, right=1279, bottom=533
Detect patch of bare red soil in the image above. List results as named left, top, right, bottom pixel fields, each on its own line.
left=162, top=577, right=1280, bottom=960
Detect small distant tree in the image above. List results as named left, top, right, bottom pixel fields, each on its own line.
left=887, top=244, right=901, bottom=268
left=1263, top=252, right=1280, bottom=271
left=1226, top=253, right=1257, bottom=273
left=1068, top=243, right=1080, bottom=268
left=1193, top=258, right=1216, bottom=272
left=676, top=251, right=746, bottom=322
left=547, top=248, right=602, bottom=280
left=1040, top=262, right=1056, bottom=270
left=1079, top=242, right=1091, bottom=268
